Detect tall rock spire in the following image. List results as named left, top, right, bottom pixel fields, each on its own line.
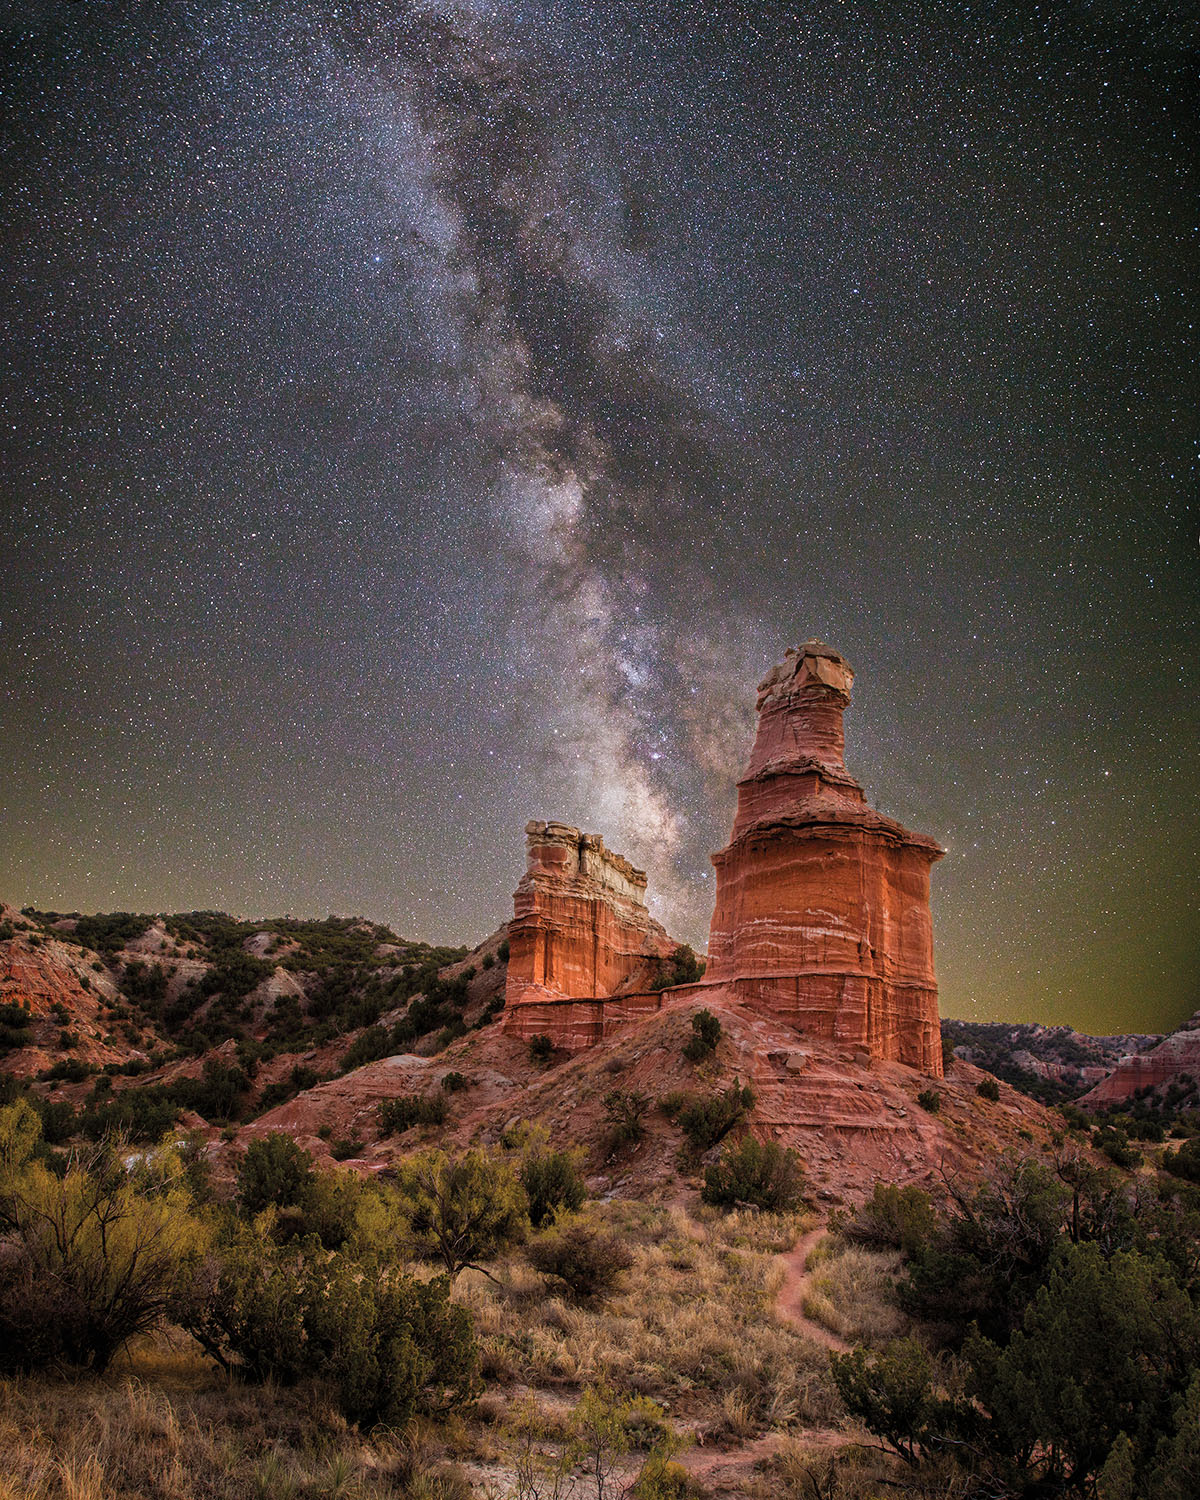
left=706, top=641, right=945, bottom=1074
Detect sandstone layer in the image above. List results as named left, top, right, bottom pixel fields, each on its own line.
left=501, top=821, right=676, bottom=1049
left=1079, top=1011, right=1200, bottom=1108
left=704, top=642, right=945, bottom=1075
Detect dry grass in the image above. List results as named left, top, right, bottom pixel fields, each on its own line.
left=800, top=1244, right=906, bottom=1346
left=753, top=1436, right=973, bottom=1500
left=0, top=1201, right=846, bottom=1497
left=0, top=1354, right=462, bottom=1500
left=454, top=1201, right=838, bottom=1444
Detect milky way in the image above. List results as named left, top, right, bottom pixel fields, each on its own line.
left=2, top=2, right=1197, bottom=1033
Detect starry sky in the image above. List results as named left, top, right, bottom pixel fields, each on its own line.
left=2, top=1, right=1197, bottom=1035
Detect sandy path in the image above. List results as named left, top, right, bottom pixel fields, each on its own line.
left=774, top=1225, right=851, bottom=1353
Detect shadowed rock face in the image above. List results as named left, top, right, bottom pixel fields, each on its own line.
left=705, top=641, right=945, bottom=1075
left=501, top=821, right=676, bottom=1049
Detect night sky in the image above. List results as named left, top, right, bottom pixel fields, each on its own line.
left=2, top=2, right=1197, bottom=1035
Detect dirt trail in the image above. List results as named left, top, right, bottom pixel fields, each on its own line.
left=774, top=1225, right=851, bottom=1353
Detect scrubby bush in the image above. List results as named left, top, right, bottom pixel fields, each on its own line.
left=1162, top=1136, right=1200, bottom=1183
left=176, top=1229, right=478, bottom=1427
left=917, top=1088, right=941, bottom=1113
left=237, top=1131, right=314, bottom=1215
left=844, top=1182, right=937, bottom=1255
left=330, top=1134, right=365, bottom=1161
left=977, top=1075, right=1001, bottom=1101
left=650, top=944, right=706, bottom=991
left=528, top=1033, right=555, bottom=1063
left=603, top=1089, right=652, bottom=1153
left=527, top=1221, right=633, bottom=1299
left=378, top=1092, right=449, bottom=1135
left=518, top=1139, right=586, bottom=1227
left=0, top=1103, right=207, bottom=1373
left=441, top=1070, right=469, bottom=1093
left=394, top=1147, right=528, bottom=1278
left=666, top=1081, right=755, bottom=1152
left=701, top=1135, right=804, bottom=1211
left=682, top=1008, right=722, bottom=1063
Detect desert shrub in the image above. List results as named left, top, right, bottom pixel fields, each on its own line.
left=1093, top=1124, right=1141, bottom=1170
left=169, top=1058, right=251, bottom=1122
left=0, top=1103, right=207, bottom=1372
left=176, top=1230, right=478, bottom=1427
left=916, top=1089, right=941, bottom=1114
left=441, top=1070, right=469, bottom=1092
left=977, top=1075, right=1001, bottom=1101
left=603, top=1089, right=652, bottom=1152
left=255, top=1063, right=323, bottom=1114
left=482, top=952, right=495, bottom=970
left=527, top=1220, right=634, bottom=1299
left=682, top=1008, right=722, bottom=1063
left=497, top=939, right=510, bottom=963
left=650, top=944, right=706, bottom=991
left=237, top=1131, right=314, bottom=1215
left=702, top=1136, right=803, bottom=1211
left=330, top=1135, right=365, bottom=1161
left=668, top=1081, right=755, bottom=1152
left=1162, top=1136, right=1200, bottom=1183
left=340, top=1024, right=392, bottom=1072
left=844, top=1182, right=937, bottom=1255
left=528, top=1033, right=555, bottom=1062
left=394, top=1147, right=528, bottom=1278
left=831, top=1338, right=959, bottom=1465
left=77, top=1086, right=180, bottom=1143
left=0, top=1000, right=32, bottom=1050
left=378, top=1092, right=449, bottom=1135
left=519, top=1141, right=586, bottom=1227
left=44, top=1056, right=93, bottom=1083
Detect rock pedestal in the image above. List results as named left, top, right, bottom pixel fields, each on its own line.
left=705, top=641, right=944, bottom=1074
left=501, top=822, right=675, bottom=1050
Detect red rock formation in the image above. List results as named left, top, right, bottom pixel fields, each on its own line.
left=502, top=821, right=676, bottom=1050
left=705, top=642, right=945, bottom=1075
left=1078, top=1012, right=1200, bottom=1108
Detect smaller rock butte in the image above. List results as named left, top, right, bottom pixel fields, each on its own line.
left=502, top=643, right=945, bottom=1074
left=501, top=821, right=676, bottom=1049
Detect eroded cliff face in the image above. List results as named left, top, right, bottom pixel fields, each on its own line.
left=1078, top=1013, right=1200, bottom=1108
left=502, top=821, right=676, bottom=1049
left=705, top=641, right=945, bottom=1075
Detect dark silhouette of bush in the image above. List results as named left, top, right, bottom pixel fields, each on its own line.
left=528, top=1033, right=555, bottom=1063
left=917, top=1089, right=941, bottom=1113
left=843, top=1182, right=937, bottom=1255
left=650, top=944, right=706, bottom=992
left=176, top=1233, right=478, bottom=1427
left=603, top=1090, right=652, bottom=1152
left=682, top=1009, right=722, bottom=1063
left=237, top=1132, right=314, bottom=1215
left=977, top=1076, right=1000, bottom=1101
left=441, top=1071, right=469, bottom=1092
left=527, top=1222, right=632, bottom=1299
left=519, top=1143, right=586, bottom=1227
left=665, top=1081, right=755, bottom=1152
left=378, top=1092, right=448, bottom=1136
left=702, top=1136, right=803, bottom=1211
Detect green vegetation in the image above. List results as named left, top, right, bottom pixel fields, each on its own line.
left=681, top=1008, right=721, bottom=1062
left=517, top=1135, right=587, bottom=1227
left=526, top=1220, right=633, bottom=1299
left=701, top=1136, right=803, bottom=1211
left=378, top=1091, right=449, bottom=1135
left=650, top=944, right=706, bottom=992
left=603, top=1088, right=652, bottom=1152
left=392, top=1147, right=528, bottom=1279
left=662, top=1080, right=755, bottom=1152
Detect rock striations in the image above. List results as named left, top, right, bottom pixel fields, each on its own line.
left=501, top=821, right=675, bottom=1050
left=705, top=641, right=945, bottom=1074
left=501, top=643, right=945, bottom=1074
